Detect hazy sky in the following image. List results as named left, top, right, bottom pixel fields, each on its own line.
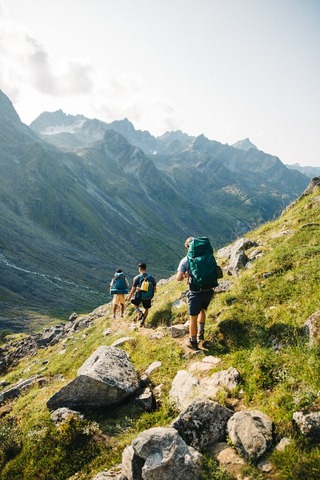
left=1, top=0, right=319, bottom=166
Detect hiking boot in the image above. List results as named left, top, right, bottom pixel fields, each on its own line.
left=186, top=338, right=199, bottom=350
left=139, top=315, right=146, bottom=327
left=198, top=332, right=204, bottom=342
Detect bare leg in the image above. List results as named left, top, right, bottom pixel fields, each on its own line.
left=190, top=315, right=198, bottom=340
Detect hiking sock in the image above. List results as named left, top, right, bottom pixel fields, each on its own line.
left=199, top=323, right=205, bottom=335
left=191, top=336, right=197, bottom=343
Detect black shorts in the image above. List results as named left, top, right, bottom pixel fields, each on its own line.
left=188, top=290, right=214, bottom=316
left=131, top=294, right=152, bottom=309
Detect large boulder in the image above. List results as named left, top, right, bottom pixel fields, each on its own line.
left=171, top=400, right=233, bottom=452
left=227, top=410, right=273, bottom=461
left=121, top=427, right=203, bottom=480
left=47, top=346, right=139, bottom=410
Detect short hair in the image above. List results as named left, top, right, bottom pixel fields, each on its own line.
left=116, top=269, right=123, bottom=273
left=138, top=262, right=146, bottom=270
left=184, top=237, right=194, bottom=249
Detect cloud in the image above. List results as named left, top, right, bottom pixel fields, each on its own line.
left=0, top=2, right=181, bottom=134
left=25, top=36, right=93, bottom=96
left=0, top=8, right=93, bottom=102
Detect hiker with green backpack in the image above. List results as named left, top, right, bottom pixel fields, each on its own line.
left=176, top=236, right=219, bottom=350
left=128, top=262, right=157, bottom=326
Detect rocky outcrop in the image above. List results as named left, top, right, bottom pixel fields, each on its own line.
left=283, top=176, right=320, bottom=212
left=227, top=410, right=273, bottom=461
left=171, top=400, right=233, bottom=452
left=217, top=237, right=257, bottom=277
left=0, top=375, right=47, bottom=405
left=121, top=427, right=203, bottom=480
left=47, top=346, right=140, bottom=410
left=0, top=309, right=106, bottom=375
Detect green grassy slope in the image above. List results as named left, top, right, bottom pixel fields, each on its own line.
left=0, top=181, right=319, bottom=479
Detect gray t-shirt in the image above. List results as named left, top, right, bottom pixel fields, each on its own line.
left=177, top=256, right=189, bottom=274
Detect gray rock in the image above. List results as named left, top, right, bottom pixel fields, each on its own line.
left=275, top=437, right=292, bottom=451
left=111, top=337, right=137, bottom=347
left=92, top=464, right=123, bottom=479
left=304, top=310, right=320, bottom=346
left=36, top=326, right=64, bottom=347
left=211, top=442, right=246, bottom=478
left=0, top=375, right=47, bottom=405
left=293, top=411, right=320, bottom=439
left=144, top=361, right=162, bottom=377
left=227, top=251, right=248, bottom=277
left=135, top=387, right=156, bottom=412
left=227, top=410, right=273, bottom=461
left=51, top=407, right=84, bottom=426
left=171, top=400, right=233, bottom=452
left=122, top=427, right=203, bottom=480
left=167, top=325, right=189, bottom=338
left=169, top=370, right=202, bottom=412
left=47, top=346, right=139, bottom=410
left=148, top=331, right=165, bottom=340
left=217, top=237, right=255, bottom=259
left=69, top=312, right=78, bottom=321
left=203, top=367, right=240, bottom=392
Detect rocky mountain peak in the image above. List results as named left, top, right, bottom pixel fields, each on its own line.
left=30, top=109, right=87, bottom=133
left=232, top=138, right=258, bottom=151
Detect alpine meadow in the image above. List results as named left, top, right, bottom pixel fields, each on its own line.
left=0, top=89, right=320, bottom=480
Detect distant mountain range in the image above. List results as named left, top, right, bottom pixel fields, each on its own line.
left=286, top=162, right=320, bottom=179
left=0, top=90, right=310, bottom=331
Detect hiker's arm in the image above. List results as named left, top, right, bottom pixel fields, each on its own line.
left=176, top=257, right=188, bottom=281
left=176, top=271, right=185, bottom=281
left=127, top=286, right=136, bottom=300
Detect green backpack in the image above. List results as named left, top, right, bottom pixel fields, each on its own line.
left=187, top=237, right=218, bottom=291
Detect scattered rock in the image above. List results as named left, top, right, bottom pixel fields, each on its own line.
left=51, top=407, right=84, bottom=426
left=211, top=442, right=246, bottom=478
left=276, top=437, right=292, bottom=451
left=111, top=337, right=137, bottom=347
left=148, top=331, right=165, bottom=340
left=69, top=312, right=78, bottom=321
left=203, top=367, right=241, bottom=392
left=227, top=410, right=273, bottom=461
left=167, top=324, right=189, bottom=338
left=134, top=387, right=156, bottom=412
left=121, top=427, right=203, bottom=480
left=304, top=310, right=320, bottom=346
left=293, top=411, right=320, bottom=439
left=169, top=370, right=203, bottom=411
left=92, top=464, right=122, bottom=479
left=144, top=361, right=162, bottom=377
left=171, top=399, right=233, bottom=452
